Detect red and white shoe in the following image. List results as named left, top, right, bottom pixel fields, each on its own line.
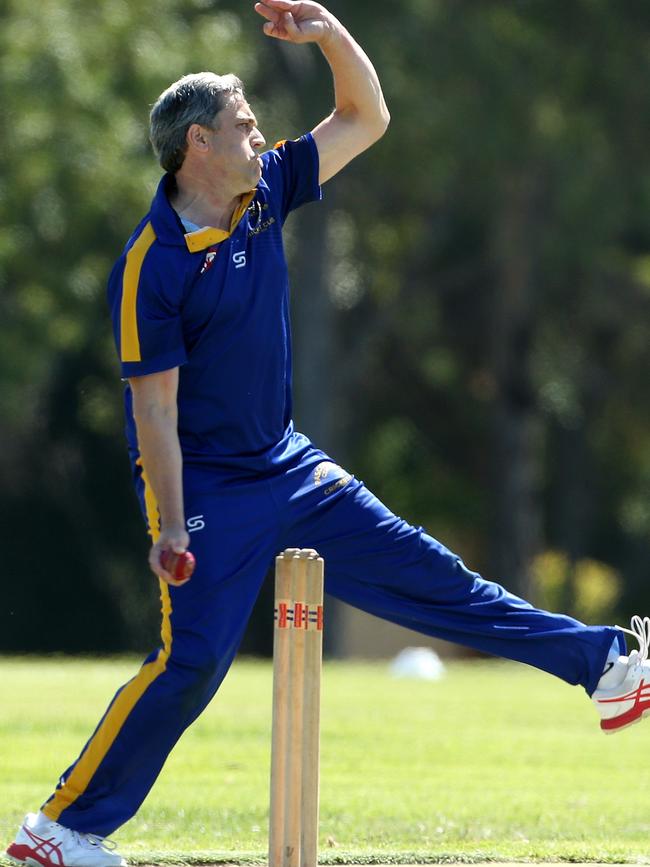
left=593, top=615, right=650, bottom=734
left=6, top=813, right=126, bottom=867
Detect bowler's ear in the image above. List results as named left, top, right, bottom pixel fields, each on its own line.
left=186, top=123, right=210, bottom=153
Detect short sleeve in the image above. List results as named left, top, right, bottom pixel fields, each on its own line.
left=107, top=221, right=187, bottom=378
left=261, top=133, right=322, bottom=222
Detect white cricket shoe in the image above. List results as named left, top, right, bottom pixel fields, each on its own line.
left=593, top=615, right=650, bottom=733
left=6, top=813, right=126, bottom=867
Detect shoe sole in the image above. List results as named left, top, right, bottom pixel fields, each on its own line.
left=602, top=705, right=650, bottom=734
left=7, top=854, right=124, bottom=867
left=6, top=856, right=43, bottom=867
left=6, top=849, right=61, bottom=867
left=7, top=852, right=124, bottom=867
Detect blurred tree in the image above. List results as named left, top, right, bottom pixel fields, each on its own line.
left=0, top=0, right=260, bottom=650
left=1, top=0, right=649, bottom=651
left=327, top=0, right=650, bottom=612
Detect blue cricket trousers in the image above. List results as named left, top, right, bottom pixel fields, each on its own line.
left=42, top=442, right=623, bottom=835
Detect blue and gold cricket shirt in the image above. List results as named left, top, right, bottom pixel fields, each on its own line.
left=107, top=134, right=322, bottom=475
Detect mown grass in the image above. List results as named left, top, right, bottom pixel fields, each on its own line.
left=0, top=656, right=649, bottom=864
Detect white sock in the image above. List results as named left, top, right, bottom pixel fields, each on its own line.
left=596, top=638, right=629, bottom=690
left=33, top=811, right=53, bottom=828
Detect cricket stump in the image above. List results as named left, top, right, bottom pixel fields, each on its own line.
left=269, top=548, right=324, bottom=867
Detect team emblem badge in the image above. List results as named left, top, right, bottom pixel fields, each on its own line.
left=200, top=246, right=219, bottom=274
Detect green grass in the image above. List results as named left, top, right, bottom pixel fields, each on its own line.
left=0, top=656, right=648, bottom=864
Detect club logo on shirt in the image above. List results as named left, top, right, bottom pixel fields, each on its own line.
left=248, top=215, right=276, bottom=237
left=232, top=250, right=247, bottom=269
left=200, top=246, right=219, bottom=275
left=247, top=199, right=276, bottom=237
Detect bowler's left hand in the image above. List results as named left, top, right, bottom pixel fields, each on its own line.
left=254, top=0, right=335, bottom=45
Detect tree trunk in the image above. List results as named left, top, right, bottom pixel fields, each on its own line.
left=487, top=170, right=543, bottom=599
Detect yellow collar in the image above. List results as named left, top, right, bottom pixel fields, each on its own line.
left=183, top=191, right=256, bottom=253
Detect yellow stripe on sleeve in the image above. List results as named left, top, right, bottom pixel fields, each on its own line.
left=120, top=221, right=157, bottom=363
left=42, top=463, right=173, bottom=822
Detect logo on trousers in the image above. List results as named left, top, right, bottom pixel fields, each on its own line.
left=187, top=515, right=205, bottom=533
left=312, top=461, right=352, bottom=496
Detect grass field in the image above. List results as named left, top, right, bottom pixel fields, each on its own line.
left=0, top=655, right=648, bottom=865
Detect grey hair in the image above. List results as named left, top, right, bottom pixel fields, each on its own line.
left=149, top=72, right=245, bottom=174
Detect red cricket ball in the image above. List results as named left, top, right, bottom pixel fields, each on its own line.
left=160, top=549, right=196, bottom=582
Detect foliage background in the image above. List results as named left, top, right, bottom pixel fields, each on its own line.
left=1, top=0, right=649, bottom=653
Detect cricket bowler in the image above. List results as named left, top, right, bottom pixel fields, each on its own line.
left=7, top=1, right=650, bottom=864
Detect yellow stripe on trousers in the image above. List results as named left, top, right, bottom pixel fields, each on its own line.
left=43, top=465, right=172, bottom=821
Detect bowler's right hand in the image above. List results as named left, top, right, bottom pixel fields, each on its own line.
left=150, top=525, right=192, bottom=586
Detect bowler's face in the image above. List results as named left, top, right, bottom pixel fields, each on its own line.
left=208, top=98, right=266, bottom=190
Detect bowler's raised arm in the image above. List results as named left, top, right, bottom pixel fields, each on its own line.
left=255, top=0, right=390, bottom=184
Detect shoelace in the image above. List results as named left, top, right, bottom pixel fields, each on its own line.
left=61, top=825, right=118, bottom=852
left=615, top=614, right=650, bottom=666
left=86, top=834, right=117, bottom=850
left=85, top=834, right=118, bottom=852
